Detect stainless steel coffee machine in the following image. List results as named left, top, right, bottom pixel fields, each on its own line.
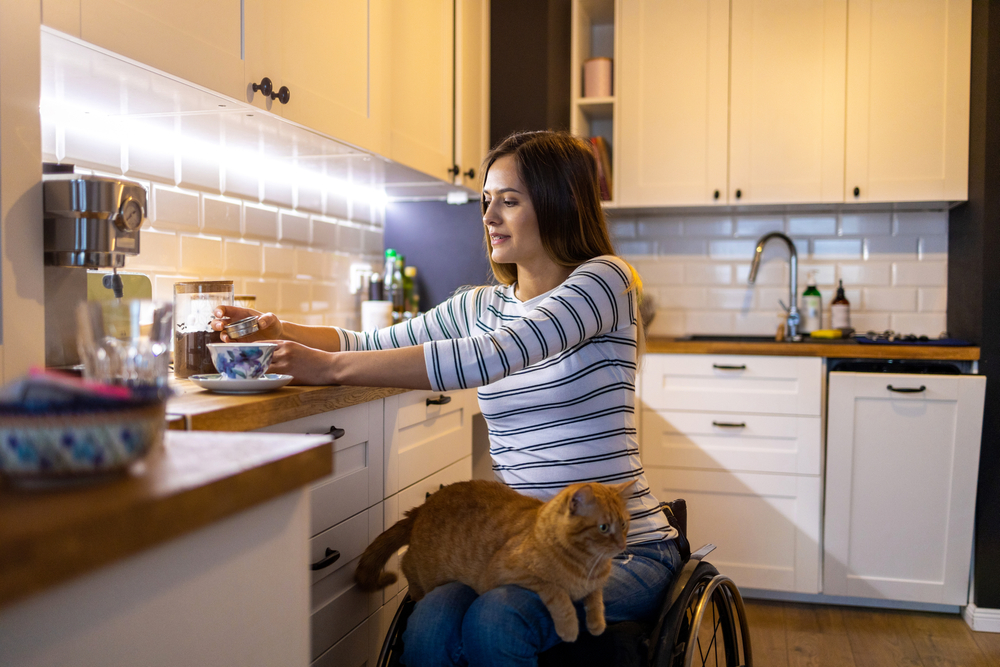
left=43, top=164, right=149, bottom=367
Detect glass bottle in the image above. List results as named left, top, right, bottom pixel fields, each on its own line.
left=403, top=265, right=418, bottom=317
left=831, top=279, right=851, bottom=330
left=383, top=249, right=399, bottom=320
left=801, top=272, right=822, bottom=333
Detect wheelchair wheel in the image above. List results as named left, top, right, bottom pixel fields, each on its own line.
left=654, top=562, right=752, bottom=667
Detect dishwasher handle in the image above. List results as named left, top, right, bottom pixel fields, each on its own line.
left=887, top=384, right=927, bottom=393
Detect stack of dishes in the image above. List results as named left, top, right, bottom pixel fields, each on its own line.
left=188, top=343, right=292, bottom=394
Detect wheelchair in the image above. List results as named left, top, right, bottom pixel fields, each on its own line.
left=375, top=500, right=753, bottom=667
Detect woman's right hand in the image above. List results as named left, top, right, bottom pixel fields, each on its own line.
left=211, top=306, right=284, bottom=342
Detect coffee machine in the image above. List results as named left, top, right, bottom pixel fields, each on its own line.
left=43, top=164, right=149, bottom=367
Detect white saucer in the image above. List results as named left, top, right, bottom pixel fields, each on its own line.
left=188, top=374, right=294, bottom=394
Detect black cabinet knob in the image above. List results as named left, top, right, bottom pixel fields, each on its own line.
left=310, top=548, right=341, bottom=571
left=271, top=85, right=290, bottom=105
left=735, top=189, right=742, bottom=199
left=252, top=77, right=273, bottom=97
left=853, top=186, right=860, bottom=198
left=464, top=168, right=476, bottom=180
left=328, top=425, right=346, bottom=440
left=713, top=190, right=720, bottom=200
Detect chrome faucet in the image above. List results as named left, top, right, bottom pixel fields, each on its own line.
left=748, top=232, right=800, bottom=340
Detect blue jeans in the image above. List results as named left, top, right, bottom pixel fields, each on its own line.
left=400, top=539, right=681, bottom=667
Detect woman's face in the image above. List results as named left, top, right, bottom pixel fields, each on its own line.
left=482, top=155, right=546, bottom=269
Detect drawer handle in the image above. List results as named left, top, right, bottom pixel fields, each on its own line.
left=328, top=425, right=346, bottom=440
left=712, top=364, right=747, bottom=371
left=425, top=483, right=445, bottom=500
left=887, top=384, right=926, bottom=393
left=712, top=421, right=747, bottom=428
left=426, top=394, right=452, bottom=406
left=310, top=548, right=341, bottom=571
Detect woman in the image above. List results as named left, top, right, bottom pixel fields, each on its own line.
left=212, top=131, right=679, bottom=667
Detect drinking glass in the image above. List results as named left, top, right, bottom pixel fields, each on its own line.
left=76, top=299, right=173, bottom=389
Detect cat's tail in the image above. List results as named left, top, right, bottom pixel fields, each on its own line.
left=354, top=511, right=416, bottom=591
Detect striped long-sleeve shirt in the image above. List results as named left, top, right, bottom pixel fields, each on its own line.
left=336, top=255, right=675, bottom=545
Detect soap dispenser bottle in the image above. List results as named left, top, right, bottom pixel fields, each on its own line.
left=801, top=272, right=822, bottom=333
left=831, top=279, right=851, bottom=330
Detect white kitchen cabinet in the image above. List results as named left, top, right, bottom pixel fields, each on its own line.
left=639, top=353, right=824, bottom=594
left=824, top=371, right=986, bottom=605
left=75, top=0, right=246, bottom=101
left=388, top=0, right=455, bottom=181
left=729, top=0, right=847, bottom=204
left=845, top=0, right=971, bottom=203
left=617, top=0, right=729, bottom=207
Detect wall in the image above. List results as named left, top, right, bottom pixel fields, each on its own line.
left=610, top=207, right=950, bottom=338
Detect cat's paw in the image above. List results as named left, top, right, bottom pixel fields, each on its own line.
left=587, top=612, right=606, bottom=636
left=554, top=617, right=580, bottom=643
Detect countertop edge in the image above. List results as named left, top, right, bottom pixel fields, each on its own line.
left=646, top=339, right=981, bottom=361
left=0, top=431, right=332, bottom=610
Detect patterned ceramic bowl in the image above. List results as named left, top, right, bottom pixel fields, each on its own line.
left=0, top=400, right=166, bottom=482
left=207, top=342, right=277, bottom=380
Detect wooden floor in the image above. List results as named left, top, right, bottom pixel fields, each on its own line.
left=743, top=599, right=1000, bottom=666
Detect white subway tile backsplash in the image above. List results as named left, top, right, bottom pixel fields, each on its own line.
left=755, top=287, right=792, bottom=312
left=618, top=241, right=657, bottom=256
left=734, top=216, right=783, bottom=238
left=735, top=262, right=786, bottom=286
left=298, top=183, right=324, bottom=215
left=242, top=279, right=280, bottom=313
left=647, top=309, right=685, bottom=337
left=152, top=274, right=197, bottom=302
left=637, top=218, right=683, bottom=238
left=812, top=239, right=862, bottom=258
left=224, top=240, right=262, bottom=275
left=179, top=152, right=222, bottom=193
left=153, top=186, right=199, bottom=230
left=363, top=227, right=384, bottom=256
left=129, top=229, right=178, bottom=270
left=708, top=239, right=757, bottom=258
left=865, top=236, right=918, bottom=256
left=609, top=220, right=636, bottom=238
left=657, top=287, right=708, bottom=309
left=632, top=258, right=684, bottom=286
left=893, top=211, right=948, bottom=236
left=706, top=288, right=755, bottom=310
left=797, top=265, right=836, bottom=286
left=244, top=204, right=279, bottom=240
left=789, top=215, right=836, bottom=236
left=837, top=262, right=891, bottom=286
left=919, top=237, right=948, bottom=257
left=203, top=195, right=242, bottom=236
left=263, top=245, right=296, bottom=278
left=279, top=211, right=311, bottom=245
left=295, top=249, right=325, bottom=279
left=655, top=239, right=708, bottom=255
left=685, top=311, right=733, bottom=334
left=890, top=312, right=947, bottom=337
left=893, top=261, right=947, bottom=287
left=326, top=192, right=350, bottom=220
left=864, top=287, right=917, bottom=312
left=840, top=213, right=891, bottom=236
left=312, top=217, right=340, bottom=250
left=684, top=263, right=732, bottom=285
left=918, top=288, right=948, bottom=312
left=310, top=282, right=339, bottom=313
left=222, top=167, right=260, bottom=201
left=682, top=217, right=732, bottom=237
left=338, top=223, right=364, bottom=254
left=850, top=312, right=891, bottom=333
left=179, top=235, right=223, bottom=274
left=279, top=280, right=312, bottom=314
left=734, top=311, right=783, bottom=335
left=262, top=180, right=294, bottom=209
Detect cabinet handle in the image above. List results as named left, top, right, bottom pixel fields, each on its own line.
left=712, top=364, right=747, bottom=371
left=712, top=421, right=747, bottom=428
left=271, top=85, right=290, bottom=105
left=328, top=425, right=346, bottom=440
left=887, top=384, right=926, bottom=393
left=426, top=394, right=451, bottom=406
left=252, top=77, right=273, bottom=97
left=713, top=190, right=720, bottom=200
left=310, top=548, right=341, bottom=571
left=464, top=168, right=476, bottom=180
left=853, top=186, right=860, bottom=198
left=735, top=189, right=742, bottom=199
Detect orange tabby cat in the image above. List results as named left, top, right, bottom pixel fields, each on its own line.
left=355, top=479, right=634, bottom=642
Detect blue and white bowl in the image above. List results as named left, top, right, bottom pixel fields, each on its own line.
left=207, top=343, right=277, bottom=380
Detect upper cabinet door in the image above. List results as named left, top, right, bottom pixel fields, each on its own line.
left=454, top=0, right=490, bottom=189
left=79, top=0, right=245, bottom=101
left=845, top=0, right=971, bottom=203
left=244, top=0, right=389, bottom=155
left=617, top=0, right=729, bottom=207
left=389, top=0, right=455, bottom=181
left=729, top=0, right=847, bottom=205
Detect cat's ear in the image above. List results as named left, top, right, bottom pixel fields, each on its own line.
left=612, top=479, right=638, bottom=500
left=569, top=485, right=595, bottom=515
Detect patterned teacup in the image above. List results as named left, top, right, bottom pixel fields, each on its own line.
left=206, top=343, right=277, bottom=380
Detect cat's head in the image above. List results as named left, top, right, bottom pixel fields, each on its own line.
left=550, top=480, right=636, bottom=556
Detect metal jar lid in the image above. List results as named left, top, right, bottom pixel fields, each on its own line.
left=223, top=316, right=260, bottom=339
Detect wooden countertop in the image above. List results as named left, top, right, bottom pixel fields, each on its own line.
left=0, top=430, right=332, bottom=610
left=647, top=338, right=980, bottom=361
left=166, top=381, right=410, bottom=431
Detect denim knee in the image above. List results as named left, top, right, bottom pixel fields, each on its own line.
left=462, top=585, right=565, bottom=667
left=401, top=582, right=478, bottom=667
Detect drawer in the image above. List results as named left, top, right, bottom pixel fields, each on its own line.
left=258, top=401, right=384, bottom=534
left=646, top=467, right=821, bottom=594
left=309, top=506, right=383, bottom=659
left=311, top=615, right=371, bottom=667
left=384, top=390, right=473, bottom=496
left=640, top=354, right=822, bottom=416
left=641, top=410, right=822, bottom=475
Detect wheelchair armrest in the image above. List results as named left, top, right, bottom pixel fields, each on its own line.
left=690, top=543, right=716, bottom=561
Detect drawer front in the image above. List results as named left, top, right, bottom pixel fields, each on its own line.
left=309, top=505, right=383, bottom=660
left=384, top=390, right=473, bottom=496
left=258, top=401, right=384, bottom=534
left=640, top=354, right=822, bottom=416
left=311, top=616, right=369, bottom=667
left=646, top=467, right=821, bottom=594
left=641, top=410, right=822, bottom=475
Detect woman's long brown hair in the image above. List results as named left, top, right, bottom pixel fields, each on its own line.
left=479, top=131, right=646, bottom=359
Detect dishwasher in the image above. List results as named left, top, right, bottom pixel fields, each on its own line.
left=823, top=359, right=986, bottom=606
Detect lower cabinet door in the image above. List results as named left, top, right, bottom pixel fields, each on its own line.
left=647, top=467, right=821, bottom=594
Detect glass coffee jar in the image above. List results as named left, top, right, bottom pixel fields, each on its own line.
left=173, top=280, right=234, bottom=378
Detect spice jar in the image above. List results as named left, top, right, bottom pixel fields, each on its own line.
left=173, top=280, right=234, bottom=378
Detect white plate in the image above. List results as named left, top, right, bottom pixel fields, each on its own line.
left=188, top=374, right=294, bottom=394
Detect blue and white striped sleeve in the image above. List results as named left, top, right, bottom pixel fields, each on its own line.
left=423, top=256, right=637, bottom=392
left=335, top=287, right=483, bottom=351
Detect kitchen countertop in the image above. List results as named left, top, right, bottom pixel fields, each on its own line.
left=0, top=430, right=332, bottom=610
left=647, top=337, right=980, bottom=360
left=166, top=380, right=410, bottom=431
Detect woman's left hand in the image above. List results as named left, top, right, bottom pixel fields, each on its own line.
left=269, top=340, right=338, bottom=385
